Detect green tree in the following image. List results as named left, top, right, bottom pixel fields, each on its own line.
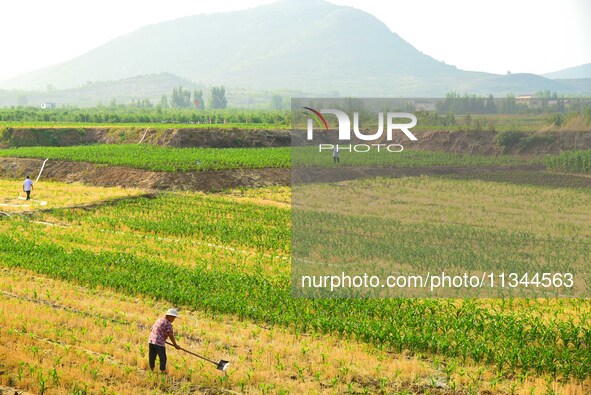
left=170, top=86, right=192, bottom=108
left=193, top=89, right=204, bottom=109
left=209, top=86, right=227, bottom=109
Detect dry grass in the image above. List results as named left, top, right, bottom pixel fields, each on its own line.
left=0, top=268, right=469, bottom=394
left=0, top=179, right=145, bottom=213
left=2, top=268, right=590, bottom=394
left=214, top=186, right=291, bottom=209
left=294, top=176, right=591, bottom=238
left=3, top=216, right=289, bottom=279
left=2, top=268, right=589, bottom=394
left=1, top=182, right=590, bottom=393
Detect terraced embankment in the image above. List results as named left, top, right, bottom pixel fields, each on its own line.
left=0, top=157, right=290, bottom=191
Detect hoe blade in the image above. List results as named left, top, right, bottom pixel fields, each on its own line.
left=217, top=360, right=230, bottom=371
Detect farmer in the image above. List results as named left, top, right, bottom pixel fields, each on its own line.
left=23, top=176, right=34, bottom=200
left=333, top=145, right=339, bottom=164
left=148, top=308, right=181, bottom=373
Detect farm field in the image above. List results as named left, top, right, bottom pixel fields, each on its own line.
left=547, top=149, right=591, bottom=173
left=0, top=145, right=291, bottom=172
left=0, top=121, right=290, bottom=131
left=0, top=178, right=590, bottom=393
left=5, top=267, right=587, bottom=395
left=0, top=108, right=290, bottom=129
left=291, top=176, right=591, bottom=298
left=0, top=121, right=590, bottom=394
left=1, top=110, right=589, bottom=133
left=0, top=144, right=548, bottom=172
left=0, top=179, right=145, bottom=213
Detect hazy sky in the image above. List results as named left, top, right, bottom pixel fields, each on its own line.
left=0, top=0, right=589, bottom=82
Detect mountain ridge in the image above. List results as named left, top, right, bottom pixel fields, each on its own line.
left=0, top=0, right=587, bottom=97
left=543, top=63, right=591, bottom=80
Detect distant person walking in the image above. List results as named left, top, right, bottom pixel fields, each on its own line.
left=148, top=308, right=181, bottom=373
left=23, top=176, right=33, bottom=200
left=333, top=145, right=340, bottom=164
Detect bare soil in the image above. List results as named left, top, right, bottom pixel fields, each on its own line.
left=0, top=158, right=289, bottom=191
left=3, top=157, right=588, bottom=192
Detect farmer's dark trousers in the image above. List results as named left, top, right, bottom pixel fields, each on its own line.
left=25, top=191, right=30, bottom=200
left=149, top=343, right=167, bottom=371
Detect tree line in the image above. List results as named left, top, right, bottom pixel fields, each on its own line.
left=126, top=86, right=227, bottom=110
left=434, top=91, right=586, bottom=114
left=0, top=106, right=289, bottom=125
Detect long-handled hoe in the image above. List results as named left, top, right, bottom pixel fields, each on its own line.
left=166, top=341, right=230, bottom=371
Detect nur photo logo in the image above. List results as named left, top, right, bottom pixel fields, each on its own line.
left=303, top=106, right=418, bottom=153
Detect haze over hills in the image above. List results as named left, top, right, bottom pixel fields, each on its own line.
left=0, top=73, right=302, bottom=108
left=543, top=63, right=591, bottom=80
left=1, top=0, right=589, bottom=100
left=0, top=73, right=201, bottom=108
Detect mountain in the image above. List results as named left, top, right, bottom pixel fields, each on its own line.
left=543, top=63, right=591, bottom=80
left=0, top=0, right=586, bottom=97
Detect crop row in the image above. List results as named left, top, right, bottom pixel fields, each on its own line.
left=292, top=209, right=591, bottom=297
left=0, top=144, right=549, bottom=172
left=2, top=187, right=590, bottom=379
left=1, top=232, right=590, bottom=379
left=0, top=145, right=290, bottom=172
left=47, top=192, right=290, bottom=254
left=547, top=149, right=591, bottom=174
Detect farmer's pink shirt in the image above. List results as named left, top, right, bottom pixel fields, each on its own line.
left=149, top=317, right=173, bottom=346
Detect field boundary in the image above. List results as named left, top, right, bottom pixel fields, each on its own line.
left=0, top=157, right=290, bottom=191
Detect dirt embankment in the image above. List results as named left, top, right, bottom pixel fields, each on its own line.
left=3, top=128, right=591, bottom=154
left=408, top=130, right=591, bottom=155
left=0, top=128, right=290, bottom=148
left=292, top=130, right=591, bottom=155
left=0, top=158, right=289, bottom=191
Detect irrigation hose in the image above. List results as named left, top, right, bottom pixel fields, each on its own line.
left=35, top=158, right=49, bottom=183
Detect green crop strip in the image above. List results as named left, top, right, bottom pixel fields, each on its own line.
left=47, top=193, right=291, bottom=254
left=0, top=144, right=545, bottom=172
left=0, top=145, right=290, bottom=172
left=547, top=149, right=591, bottom=174
left=1, top=233, right=590, bottom=379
